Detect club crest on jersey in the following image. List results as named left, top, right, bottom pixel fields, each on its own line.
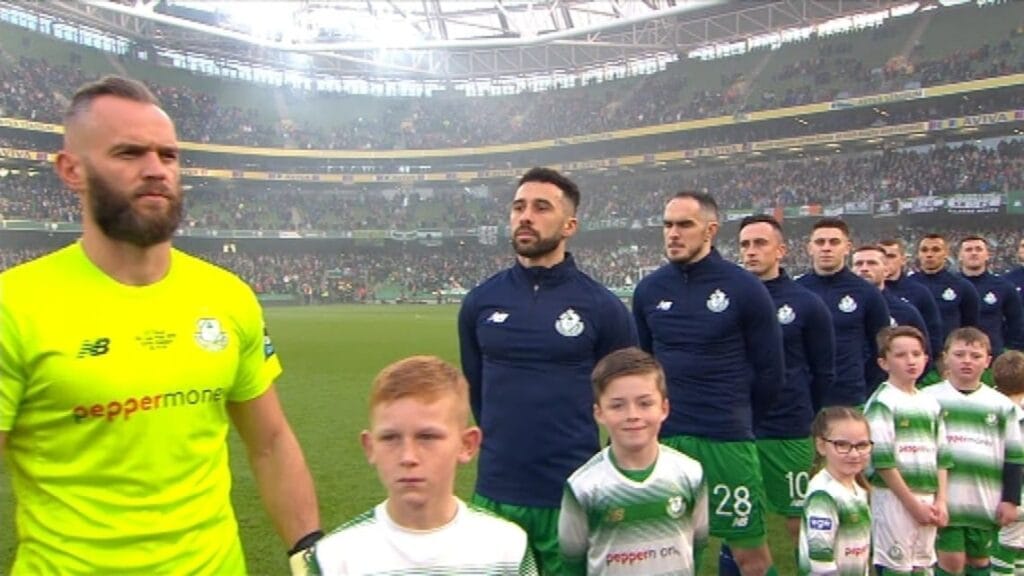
left=706, top=289, right=729, bottom=313
left=984, top=292, right=997, bottom=305
left=986, top=413, right=998, bottom=426
left=889, top=545, right=904, bottom=560
left=555, top=308, right=584, bottom=337
left=666, top=495, right=686, bottom=519
left=604, top=507, right=625, bottom=523
left=777, top=304, right=796, bottom=325
left=656, top=300, right=673, bottom=311
left=942, top=287, right=957, bottom=301
left=838, top=295, right=857, bottom=313
left=194, top=318, right=228, bottom=352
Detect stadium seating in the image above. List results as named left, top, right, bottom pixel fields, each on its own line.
left=0, top=1, right=1021, bottom=149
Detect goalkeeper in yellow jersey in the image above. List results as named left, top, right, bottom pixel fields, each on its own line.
left=0, top=75, right=321, bottom=575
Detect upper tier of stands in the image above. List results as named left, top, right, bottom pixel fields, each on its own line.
left=1, top=2, right=1021, bottom=151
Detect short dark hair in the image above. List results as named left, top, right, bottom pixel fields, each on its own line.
left=944, top=326, right=991, bottom=355
left=959, top=235, right=990, bottom=250
left=65, top=75, right=160, bottom=125
left=919, top=233, right=946, bottom=245
left=591, top=347, right=666, bottom=401
left=994, top=350, right=1024, bottom=396
left=518, top=167, right=580, bottom=212
left=878, top=238, right=906, bottom=252
left=670, top=191, right=719, bottom=222
left=853, top=244, right=887, bottom=258
left=812, top=217, right=850, bottom=238
left=739, top=214, right=784, bottom=238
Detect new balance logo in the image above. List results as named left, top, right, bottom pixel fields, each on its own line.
left=487, top=311, right=509, bottom=324
left=77, top=338, right=111, bottom=358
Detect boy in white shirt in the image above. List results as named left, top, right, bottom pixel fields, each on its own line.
left=559, top=347, right=707, bottom=575
left=922, top=328, right=1024, bottom=576
left=864, top=326, right=951, bottom=575
left=307, top=356, right=537, bottom=575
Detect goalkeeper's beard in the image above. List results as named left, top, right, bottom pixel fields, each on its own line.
left=87, top=170, right=183, bottom=247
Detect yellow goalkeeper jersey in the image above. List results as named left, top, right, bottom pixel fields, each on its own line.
left=0, top=242, right=282, bottom=575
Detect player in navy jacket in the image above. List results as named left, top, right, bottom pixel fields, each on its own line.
left=879, top=238, right=944, bottom=361
left=738, top=215, right=835, bottom=553
left=1006, top=238, right=1024, bottom=301
left=795, top=218, right=890, bottom=407
left=958, top=235, right=1024, bottom=355
left=633, top=192, right=784, bottom=576
left=909, top=233, right=980, bottom=347
left=852, top=244, right=931, bottom=392
left=458, top=167, right=636, bottom=575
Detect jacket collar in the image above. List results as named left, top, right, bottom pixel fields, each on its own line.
left=513, top=252, right=578, bottom=285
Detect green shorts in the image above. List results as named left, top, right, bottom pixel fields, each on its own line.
left=936, top=525, right=996, bottom=559
left=472, top=493, right=558, bottom=575
left=662, top=435, right=767, bottom=546
left=756, top=437, right=814, bottom=518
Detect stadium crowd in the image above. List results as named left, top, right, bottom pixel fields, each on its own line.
left=1, top=220, right=1020, bottom=302
left=1, top=6, right=1022, bottom=150
left=3, top=139, right=1023, bottom=230
left=4, top=2, right=1024, bottom=573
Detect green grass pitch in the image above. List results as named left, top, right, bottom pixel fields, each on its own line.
left=0, top=304, right=796, bottom=574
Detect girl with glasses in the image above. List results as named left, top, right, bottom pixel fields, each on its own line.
left=798, top=407, right=873, bottom=575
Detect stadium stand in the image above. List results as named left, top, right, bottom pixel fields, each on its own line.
left=0, top=1, right=1022, bottom=149
left=2, top=139, right=1022, bottom=225
left=0, top=1, right=1022, bottom=306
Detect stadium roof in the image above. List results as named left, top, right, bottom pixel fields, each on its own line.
left=38, top=0, right=914, bottom=79
left=160, top=0, right=729, bottom=46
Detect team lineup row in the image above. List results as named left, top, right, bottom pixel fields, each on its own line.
left=3, top=74, right=1024, bottom=576
left=453, top=166, right=1024, bottom=576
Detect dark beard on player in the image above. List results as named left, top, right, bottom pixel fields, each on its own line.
left=87, top=170, right=183, bottom=247
left=512, top=234, right=561, bottom=260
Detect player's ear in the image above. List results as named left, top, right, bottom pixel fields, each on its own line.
left=458, top=426, right=482, bottom=463
left=562, top=215, right=578, bottom=239
left=55, top=150, right=86, bottom=193
left=705, top=219, right=719, bottom=240
left=360, top=430, right=375, bottom=464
